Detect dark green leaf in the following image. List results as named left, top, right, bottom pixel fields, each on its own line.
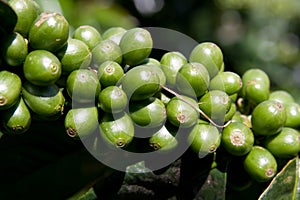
left=259, top=156, right=299, bottom=200
left=196, top=168, right=226, bottom=200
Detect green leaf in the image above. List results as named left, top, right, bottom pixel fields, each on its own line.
left=196, top=168, right=227, bottom=200
left=0, top=0, right=17, bottom=36
left=259, top=156, right=299, bottom=200
left=67, top=187, right=97, bottom=200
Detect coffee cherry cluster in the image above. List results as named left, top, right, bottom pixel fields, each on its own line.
left=0, top=0, right=299, bottom=189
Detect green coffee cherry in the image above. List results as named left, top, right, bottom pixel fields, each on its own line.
left=23, top=50, right=62, bottom=86
left=221, top=122, right=254, bottom=156
left=66, top=69, right=101, bottom=104
left=284, top=102, right=300, bottom=128
left=119, top=27, right=153, bottom=66
left=176, top=62, right=210, bottom=97
left=269, top=90, right=295, bottom=106
left=225, top=102, right=237, bottom=122
left=1, top=97, right=31, bottom=135
left=241, top=68, right=270, bottom=106
left=91, top=39, right=122, bottom=68
left=158, top=92, right=171, bottom=105
left=22, top=82, right=65, bottom=117
left=188, top=124, right=221, bottom=157
left=65, top=106, right=99, bottom=139
left=29, top=12, right=69, bottom=52
left=160, top=51, right=187, bottom=87
left=199, top=90, right=231, bottom=124
left=73, top=25, right=102, bottom=50
left=149, top=125, right=178, bottom=151
left=241, top=68, right=270, bottom=86
left=243, top=146, right=277, bottom=182
left=230, top=93, right=238, bottom=102
left=166, top=96, right=199, bottom=128
left=143, top=64, right=166, bottom=86
left=251, top=100, right=286, bottom=136
left=269, top=91, right=299, bottom=127
left=219, top=62, right=225, bottom=72
left=209, top=71, right=242, bottom=95
left=119, top=65, right=160, bottom=101
left=9, top=0, right=41, bottom=37
left=231, top=112, right=251, bottom=128
left=2, top=32, right=28, bottom=67
left=263, top=127, right=300, bottom=159
left=242, top=80, right=270, bottom=106
left=141, top=57, right=161, bottom=67
left=102, top=26, right=127, bottom=45
left=0, top=70, right=22, bottom=110
left=99, top=112, right=134, bottom=148
left=129, top=97, right=166, bottom=128
left=97, top=61, right=124, bottom=88
left=189, top=42, right=224, bottom=78
left=98, top=86, right=127, bottom=113
left=56, top=38, right=92, bottom=75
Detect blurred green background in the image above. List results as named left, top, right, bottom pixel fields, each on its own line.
left=41, top=0, right=300, bottom=101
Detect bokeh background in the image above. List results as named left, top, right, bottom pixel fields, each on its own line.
left=44, top=0, right=300, bottom=100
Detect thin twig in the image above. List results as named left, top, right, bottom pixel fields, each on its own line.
left=160, top=85, right=231, bottom=128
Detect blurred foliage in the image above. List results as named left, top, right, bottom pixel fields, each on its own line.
left=214, top=0, right=300, bottom=99
left=57, top=0, right=300, bottom=101
left=58, top=0, right=138, bottom=32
